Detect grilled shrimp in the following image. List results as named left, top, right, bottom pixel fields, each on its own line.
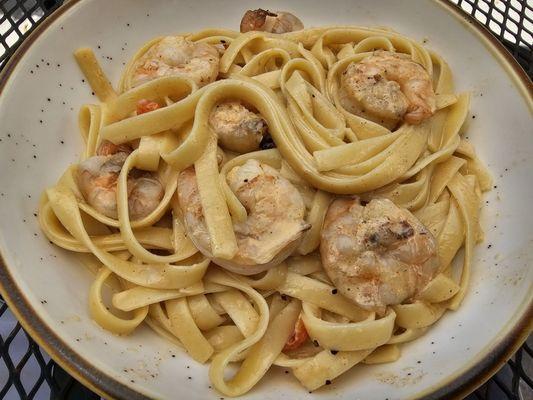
left=131, top=36, right=219, bottom=88
left=77, top=153, right=164, bottom=221
left=339, top=50, right=436, bottom=129
left=240, top=9, right=304, bottom=33
left=320, top=197, right=439, bottom=312
left=209, top=101, right=268, bottom=153
left=96, top=140, right=132, bottom=156
left=177, top=159, right=309, bottom=274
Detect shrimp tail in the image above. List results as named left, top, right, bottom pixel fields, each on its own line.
left=240, top=9, right=277, bottom=32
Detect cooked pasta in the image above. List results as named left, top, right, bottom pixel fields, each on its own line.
left=38, top=9, right=490, bottom=397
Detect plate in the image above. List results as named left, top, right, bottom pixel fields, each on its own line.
left=0, top=0, right=531, bottom=399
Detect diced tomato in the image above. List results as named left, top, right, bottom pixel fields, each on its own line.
left=136, top=99, right=160, bottom=115
left=283, top=317, right=308, bottom=352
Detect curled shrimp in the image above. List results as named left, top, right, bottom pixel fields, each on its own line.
left=320, top=197, right=439, bottom=312
left=209, top=101, right=268, bottom=153
left=339, top=50, right=436, bottom=129
left=240, top=9, right=304, bottom=33
left=177, top=159, right=309, bottom=274
left=77, top=99, right=164, bottom=220
left=131, top=36, right=219, bottom=88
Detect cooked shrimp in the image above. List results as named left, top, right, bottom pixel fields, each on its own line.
left=77, top=153, right=164, bottom=220
left=96, top=140, right=132, bottom=156
left=96, top=99, right=159, bottom=156
left=283, top=316, right=309, bottom=352
left=339, top=50, right=436, bottom=129
left=131, top=36, right=219, bottom=88
left=136, top=99, right=160, bottom=114
left=209, top=101, right=268, bottom=153
left=320, top=197, right=439, bottom=312
left=177, top=159, right=309, bottom=272
left=240, top=9, right=304, bottom=33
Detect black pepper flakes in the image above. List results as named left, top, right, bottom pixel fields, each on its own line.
left=313, top=340, right=319, bottom=347
left=325, top=380, right=331, bottom=385
left=331, top=289, right=338, bottom=295
left=330, top=350, right=338, bottom=355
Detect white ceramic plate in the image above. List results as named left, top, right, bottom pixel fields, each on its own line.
left=0, top=1, right=531, bottom=399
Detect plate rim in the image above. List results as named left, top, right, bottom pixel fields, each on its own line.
left=0, top=1, right=531, bottom=399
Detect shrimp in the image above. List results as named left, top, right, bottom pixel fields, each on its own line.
left=339, top=50, right=436, bottom=129
left=177, top=159, right=309, bottom=274
left=78, top=138, right=164, bottom=221
left=320, top=197, right=439, bottom=312
left=131, top=36, right=219, bottom=88
left=240, top=9, right=304, bottom=34
left=209, top=101, right=268, bottom=153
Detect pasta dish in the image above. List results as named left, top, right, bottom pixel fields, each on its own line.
left=38, top=9, right=490, bottom=396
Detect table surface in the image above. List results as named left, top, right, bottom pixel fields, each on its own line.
left=0, top=0, right=531, bottom=399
